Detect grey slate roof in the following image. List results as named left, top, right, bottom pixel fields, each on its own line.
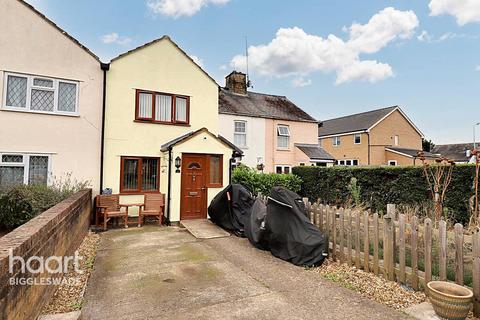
left=386, top=147, right=437, bottom=158
left=295, top=144, right=335, bottom=160
left=318, top=106, right=397, bottom=137
left=432, top=143, right=474, bottom=162
left=219, top=88, right=317, bottom=123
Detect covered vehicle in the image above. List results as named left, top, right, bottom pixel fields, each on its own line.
left=244, top=198, right=270, bottom=250
left=265, top=187, right=328, bottom=267
left=208, top=184, right=255, bottom=236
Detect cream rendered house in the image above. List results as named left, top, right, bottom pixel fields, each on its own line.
left=102, top=36, right=240, bottom=223
left=0, top=0, right=103, bottom=192
left=219, top=72, right=334, bottom=173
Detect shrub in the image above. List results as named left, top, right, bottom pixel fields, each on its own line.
left=0, top=174, right=90, bottom=230
left=232, top=165, right=302, bottom=196
left=292, top=165, right=476, bottom=224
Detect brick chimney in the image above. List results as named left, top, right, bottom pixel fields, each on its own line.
left=225, top=71, right=247, bottom=95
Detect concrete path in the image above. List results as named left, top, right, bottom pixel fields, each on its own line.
left=81, top=227, right=410, bottom=320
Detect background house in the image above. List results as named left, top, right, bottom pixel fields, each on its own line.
left=219, top=71, right=334, bottom=173
left=102, top=36, right=239, bottom=223
left=433, top=143, right=475, bottom=163
left=318, top=106, right=432, bottom=166
left=0, top=0, right=103, bottom=192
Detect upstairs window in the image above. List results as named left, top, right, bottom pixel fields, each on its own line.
left=354, top=133, right=361, bottom=144
left=135, top=89, right=189, bottom=124
left=333, top=136, right=341, bottom=146
left=3, top=72, right=78, bottom=115
left=394, top=135, right=399, bottom=146
left=234, top=121, right=247, bottom=148
left=277, top=125, right=290, bottom=149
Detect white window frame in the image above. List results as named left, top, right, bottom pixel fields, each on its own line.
left=354, top=133, right=361, bottom=144
left=336, top=159, right=359, bottom=166
left=2, top=72, right=79, bottom=116
left=277, top=125, right=291, bottom=149
left=394, top=135, right=399, bottom=146
left=233, top=120, right=247, bottom=148
left=388, top=160, right=397, bottom=166
left=275, top=165, right=291, bottom=174
left=0, top=153, right=52, bottom=185
left=332, top=136, right=341, bottom=146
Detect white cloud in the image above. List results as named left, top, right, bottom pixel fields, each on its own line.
left=292, top=77, right=312, bottom=87
left=417, top=30, right=433, bottom=42
left=429, top=0, right=480, bottom=25
left=147, top=0, right=230, bottom=18
left=475, top=65, right=480, bottom=71
left=101, top=33, right=132, bottom=45
left=189, top=55, right=204, bottom=68
left=230, top=7, right=418, bottom=85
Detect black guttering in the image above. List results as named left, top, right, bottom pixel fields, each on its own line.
left=99, top=62, right=110, bottom=192
left=166, top=147, right=173, bottom=226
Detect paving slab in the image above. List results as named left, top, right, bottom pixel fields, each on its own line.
left=404, top=302, right=440, bottom=320
left=81, top=226, right=410, bottom=320
left=180, top=219, right=230, bottom=239
left=39, top=311, right=81, bottom=320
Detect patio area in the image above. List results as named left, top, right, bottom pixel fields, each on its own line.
left=81, top=226, right=410, bottom=320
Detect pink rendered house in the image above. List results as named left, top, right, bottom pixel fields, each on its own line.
left=219, top=72, right=335, bottom=173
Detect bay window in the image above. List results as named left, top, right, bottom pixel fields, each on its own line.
left=120, top=156, right=160, bottom=193
left=135, top=89, right=189, bottom=124
left=3, top=72, right=78, bottom=115
left=0, top=154, right=49, bottom=187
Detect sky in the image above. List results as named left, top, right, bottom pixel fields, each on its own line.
left=26, top=0, right=480, bottom=144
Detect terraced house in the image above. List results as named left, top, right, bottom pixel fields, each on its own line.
left=102, top=36, right=241, bottom=223
left=219, top=71, right=334, bottom=173
left=0, top=0, right=103, bottom=192
left=318, top=106, right=432, bottom=166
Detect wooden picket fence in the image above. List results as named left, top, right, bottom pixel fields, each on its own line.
left=303, top=201, right=480, bottom=317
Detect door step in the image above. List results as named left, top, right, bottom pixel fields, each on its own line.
left=180, top=219, right=230, bottom=239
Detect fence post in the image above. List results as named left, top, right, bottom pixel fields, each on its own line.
left=399, top=214, right=406, bottom=284
left=346, top=209, right=352, bottom=266
left=363, top=211, right=369, bottom=272
left=373, top=212, right=379, bottom=275
left=331, top=207, right=337, bottom=261
left=438, top=220, right=447, bottom=281
left=355, top=211, right=361, bottom=269
left=339, top=208, right=345, bottom=263
left=411, top=215, right=419, bottom=290
left=473, top=231, right=480, bottom=317
left=384, top=204, right=396, bottom=281
left=315, top=206, right=321, bottom=231
left=325, top=205, right=330, bottom=241
left=454, top=223, right=464, bottom=285
left=424, top=218, right=432, bottom=285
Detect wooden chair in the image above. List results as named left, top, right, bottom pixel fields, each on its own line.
left=96, top=194, right=129, bottom=231
left=138, top=193, right=165, bottom=227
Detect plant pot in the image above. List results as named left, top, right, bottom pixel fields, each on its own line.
left=427, top=281, right=473, bottom=320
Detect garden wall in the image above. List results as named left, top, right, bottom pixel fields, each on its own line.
left=0, top=189, right=92, bottom=320
left=293, top=165, right=476, bottom=224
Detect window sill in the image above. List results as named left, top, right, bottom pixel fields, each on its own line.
left=1, top=107, right=79, bottom=117
left=120, top=190, right=161, bottom=195
left=276, top=148, right=291, bottom=151
left=134, top=120, right=191, bottom=127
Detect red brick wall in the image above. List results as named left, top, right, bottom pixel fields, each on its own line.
left=0, top=189, right=92, bottom=320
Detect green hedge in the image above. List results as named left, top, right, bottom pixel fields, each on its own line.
left=292, top=165, right=476, bottom=224
left=232, top=165, right=302, bottom=196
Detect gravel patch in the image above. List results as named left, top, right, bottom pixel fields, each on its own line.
left=312, top=259, right=427, bottom=310
left=42, top=231, right=100, bottom=315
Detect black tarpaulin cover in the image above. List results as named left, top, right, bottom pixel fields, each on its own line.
left=265, top=187, right=328, bottom=267
left=244, top=198, right=269, bottom=250
left=208, top=184, right=254, bottom=236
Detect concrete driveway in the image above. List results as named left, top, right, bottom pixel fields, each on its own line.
left=81, top=226, right=409, bottom=320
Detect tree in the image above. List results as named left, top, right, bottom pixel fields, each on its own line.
left=422, top=139, right=435, bottom=152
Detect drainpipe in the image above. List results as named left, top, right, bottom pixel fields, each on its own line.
left=165, top=146, right=173, bottom=226
left=367, top=132, right=371, bottom=165
left=99, top=63, right=109, bottom=193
